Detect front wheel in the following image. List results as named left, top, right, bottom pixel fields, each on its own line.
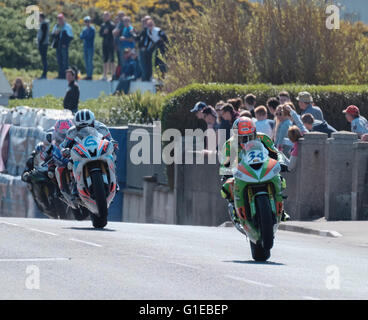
left=255, top=194, right=274, bottom=250
left=250, top=241, right=270, bottom=262
left=90, top=170, right=108, bottom=229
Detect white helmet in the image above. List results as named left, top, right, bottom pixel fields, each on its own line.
left=74, top=109, right=95, bottom=128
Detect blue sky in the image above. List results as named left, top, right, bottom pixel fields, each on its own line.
left=248, top=0, right=368, bottom=24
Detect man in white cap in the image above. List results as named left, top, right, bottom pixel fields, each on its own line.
left=296, top=91, right=324, bottom=121
left=80, top=16, right=95, bottom=80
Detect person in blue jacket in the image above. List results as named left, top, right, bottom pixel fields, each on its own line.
left=114, top=48, right=139, bottom=95
left=80, top=16, right=96, bottom=80
left=51, top=13, right=74, bottom=79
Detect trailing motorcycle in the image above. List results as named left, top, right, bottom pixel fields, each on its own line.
left=57, top=127, right=117, bottom=229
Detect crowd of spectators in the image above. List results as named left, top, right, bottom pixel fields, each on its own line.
left=35, top=11, right=168, bottom=87
left=190, top=90, right=368, bottom=169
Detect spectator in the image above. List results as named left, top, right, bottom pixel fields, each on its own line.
left=287, top=125, right=303, bottom=171
left=214, top=101, right=231, bottom=140
left=114, top=49, right=139, bottom=95
left=274, top=104, right=293, bottom=155
left=113, top=11, right=126, bottom=67
left=202, top=106, right=219, bottom=130
left=146, top=19, right=168, bottom=77
left=244, top=94, right=256, bottom=117
left=254, top=105, right=273, bottom=138
left=137, top=16, right=153, bottom=82
left=296, top=91, right=324, bottom=121
left=117, top=16, right=136, bottom=67
left=342, top=105, right=368, bottom=138
left=278, top=91, right=291, bottom=105
left=239, top=110, right=253, bottom=118
left=80, top=16, right=95, bottom=80
left=100, top=11, right=116, bottom=81
left=37, top=13, right=49, bottom=79
left=51, top=14, right=73, bottom=79
left=301, top=113, right=337, bottom=137
left=63, top=68, right=79, bottom=114
left=220, top=103, right=238, bottom=126
left=266, top=97, right=279, bottom=118
left=283, top=104, right=308, bottom=134
left=10, top=78, right=27, bottom=100
left=190, top=101, right=207, bottom=120
left=227, top=98, right=243, bottom=111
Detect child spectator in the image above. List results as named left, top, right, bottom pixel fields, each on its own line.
left=254, top=105, right=273, bottom=138
left=244, top=94, right=257, bottom=117
left=342, top=105, right=368, bottom=138
left=301, top=113, right=337, bottom=137
left=10, top=78, right=27, bottom=100
left=287, top=125, right=303, bottom=171
left=239, top=110, right=253, bottom=118
left=274, top=104, right=293, bottom=155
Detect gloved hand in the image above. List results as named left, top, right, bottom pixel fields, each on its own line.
left=62, top=148, right=71, bottom=158
left=111, top=139, right=119, bottom=151
left=21, top=171, right=31, bottom=183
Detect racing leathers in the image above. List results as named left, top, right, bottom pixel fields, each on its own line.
left=220, top=133, right=288, bottom=221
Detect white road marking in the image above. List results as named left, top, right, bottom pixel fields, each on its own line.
left=69, top=238, right=102, bottom=247
left=168, top=262, right=200, bottom=270
left=303, top=296, right=321, bottom=300
left=225, top=275, right=274, bottom=288
left=28, top=228, right=58, bottom=236
left=0, top=258, right=70, bottom=262
left=0, top=221, right=19, bottom=226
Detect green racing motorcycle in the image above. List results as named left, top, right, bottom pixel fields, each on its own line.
left=229, top=140, right=284, bottom=262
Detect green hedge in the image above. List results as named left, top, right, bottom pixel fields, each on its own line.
left=161, top=83, right=368, bottom=133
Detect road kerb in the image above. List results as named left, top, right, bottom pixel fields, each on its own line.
left=219, top=221, right=343, bottom=238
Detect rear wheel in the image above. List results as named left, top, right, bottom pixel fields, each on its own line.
left=90, top=170, right=108, bottom=229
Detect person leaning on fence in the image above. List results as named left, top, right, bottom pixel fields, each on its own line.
left=301, top=113, right=337, bottom=137
left=63, top=68, right=80, bottom=114
left=343, top=105, right=368, bottom=139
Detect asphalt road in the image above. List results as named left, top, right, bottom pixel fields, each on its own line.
left=0, top=217, right=367, bottom=300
